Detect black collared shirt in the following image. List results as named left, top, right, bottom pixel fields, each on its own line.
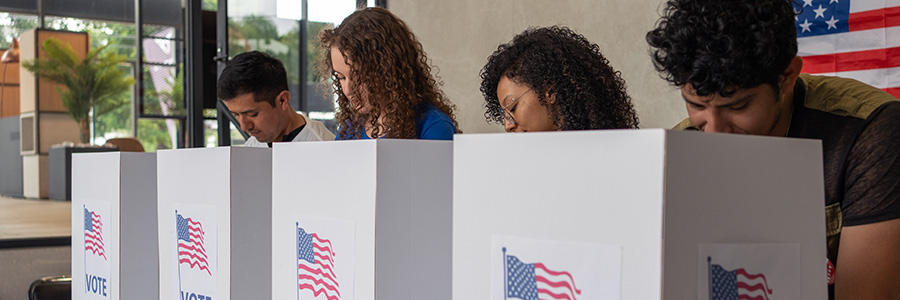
left=266, top=123, right=306, bottom=148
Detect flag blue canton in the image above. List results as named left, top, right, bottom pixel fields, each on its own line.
left=297, top=228, right=315, bottom=263
left=793, top=0, right=851, bottom=37
left=84, top=208, right=92, bottom=232
left=176, top=213, right=189, bottom=241
left=506, top=255, right=539, bottom=300
left=711, top=264, right=739, bottom=300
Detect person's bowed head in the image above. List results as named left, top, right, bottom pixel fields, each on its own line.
left=480, top=26, right=639, bottom=132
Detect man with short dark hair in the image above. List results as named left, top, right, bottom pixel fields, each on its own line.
left=218, top=51, right=334, bottom=147
left=647, top=0, right=900, bottom=298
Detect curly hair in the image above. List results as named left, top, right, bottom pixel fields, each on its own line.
left=315, top=7, right=460, bottom=139
left=646, top=0, right=798, bottom=97
left=480, top=26, right=639, bottom=130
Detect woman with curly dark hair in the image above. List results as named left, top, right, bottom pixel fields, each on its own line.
left=480, top=26, right=639, bottom=132
left=316, top=7, right=460, bottom=140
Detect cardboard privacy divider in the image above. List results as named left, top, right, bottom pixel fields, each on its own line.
left=157, top=147, right=272, bottom=300
left=271, top=140, right=453, bottom=300
left=452, top=129, right=826, bottom=300
left=71, top=152, right=157, bottom=300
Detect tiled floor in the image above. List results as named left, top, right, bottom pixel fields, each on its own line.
left=0, top=196, right=71, bottom=240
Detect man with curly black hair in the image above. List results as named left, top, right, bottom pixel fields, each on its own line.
left=480, top=26, right=639, bottom=132
left=647, top=0, right=900, bottom=298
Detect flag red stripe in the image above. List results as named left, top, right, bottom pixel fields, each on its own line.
left=188, top=234, right=207, bottom=252
left=84, top=245, right=107, bottom=260
left=84, top=244, right=104, bottom=252
left=85, top=231, right=104, bottom=243
left=534, top=263, right=581, bottom=293
left=537, top=288, right=575, bottom=300
left=848, top=6, right=900, bottom=32
left=179, top=258, right=212, bottom=275
left=536, top=276, right=580, bottom=299
left=884, top=87, right=900, bottom=98
left=84, top=239, right=105, bottom=250
left=314, top=252, right=335, bottom=269
left=736, top=268, right=774, bottom=295
left=801, top=46, right=900, bottom=73
left=297, top=263, right=339, bottom=290
left=298, top=283, right=340, bottom=300
left=187, top=218, right=204, bottom=231
left=298, top=274, right=341, bottom=297
left=737, top=282, right=772, bottom=293
left=737, top=295, right=768, bottom=300
left=311, top=233, right=335, bottom=257
left=306, top=257, right=338, bottom=281
left=178, top=251, right=211, bottom=267
left=313, top=243, right=335, bottom=264
left=178, top=243, right=209, bottom=259
left=186, top=227, right=205, bottom=243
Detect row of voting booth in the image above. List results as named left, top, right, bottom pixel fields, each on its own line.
left=70, top=129, right=828, bottom=299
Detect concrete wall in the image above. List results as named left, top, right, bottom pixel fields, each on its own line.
left=390, top=0, right=686, bottom=133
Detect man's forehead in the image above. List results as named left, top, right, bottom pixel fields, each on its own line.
left=225, top=93, right=269, bottom=112
left=681, top=84, right=750, bottom=102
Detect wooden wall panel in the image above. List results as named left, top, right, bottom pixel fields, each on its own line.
left=36, top=30, right=88, bottom=113
left=0, top=49, right=21, bottom=118
left=1, top=86, right=20, bottom=118
left=18, top=29, right=89, bottom=114
left=0, top=50, right=19, bottom=85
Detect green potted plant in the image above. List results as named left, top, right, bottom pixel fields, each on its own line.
left=22, top=37, right=135, bottom=144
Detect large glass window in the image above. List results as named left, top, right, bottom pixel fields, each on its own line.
left=219, top=0, right=376, bottom=144
left=44, top=17, right=137, bottom=145
left=0, top=12, right=38, bottom=49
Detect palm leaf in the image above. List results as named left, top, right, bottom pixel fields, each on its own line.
left=21, top=37, right=136, bottom=143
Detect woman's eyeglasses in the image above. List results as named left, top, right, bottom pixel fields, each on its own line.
left=499, top=88, right=531, bottom=125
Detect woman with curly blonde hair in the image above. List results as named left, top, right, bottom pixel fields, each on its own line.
left=316, top=7, right=460, bottom=140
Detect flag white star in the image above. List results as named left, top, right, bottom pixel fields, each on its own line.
left=803, top=0, right=814, bottom=7
left=814, top=5, right=827, bottom=19
left=829, top=0, right=839, bottom=3
left=799, top=19, right=813, bottom=32
left=825, top=16, right=839, bottom=29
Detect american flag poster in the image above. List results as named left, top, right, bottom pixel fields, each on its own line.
left=173, top=206, right=217, bottom=300
left=84, top=207, right=107, bottom=261
left=698, top=244, right=801, bottom=300
left=491, top=236, right=622, bottom=300
left=290, top=216, right=355, bottom=300
left=794, top=0, right=900, bottom=98
left=81, top=202, right=112, bottom=299
left=177, top=212, right=212, bottom=276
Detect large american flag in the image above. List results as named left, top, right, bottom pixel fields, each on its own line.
left=710, top=262, right=774, bottom=300
left=297, top=227, right=340, bottom=300
left=794, top=0, right=900, bottom=98
left=506, top=253, right=581, bottom=300
left=177, top=213, right=211, bottom=276
left=83, top=208, right=107, bottom=260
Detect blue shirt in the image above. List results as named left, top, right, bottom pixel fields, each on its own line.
left=336, top=104, right=456, bottom=140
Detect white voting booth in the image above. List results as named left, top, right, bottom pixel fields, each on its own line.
left=271, top=140, right=453, bottom=300
left=157, top=147, right=272, bottom=300
left=453, top=129, right=827, bottom=300
left=71, top=152, right=157, bottom=300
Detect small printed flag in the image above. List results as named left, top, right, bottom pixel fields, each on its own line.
left=709, top=258, right=774, bottom=300
left=177, top=213, right=211, bottom=276
left=505, top=251, right=581, bottom=300
left=793, top=0, right=900, bottom=98
left=298, top=227, right=340, bottom=300
left=83, top=208, right=107, bottom=260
